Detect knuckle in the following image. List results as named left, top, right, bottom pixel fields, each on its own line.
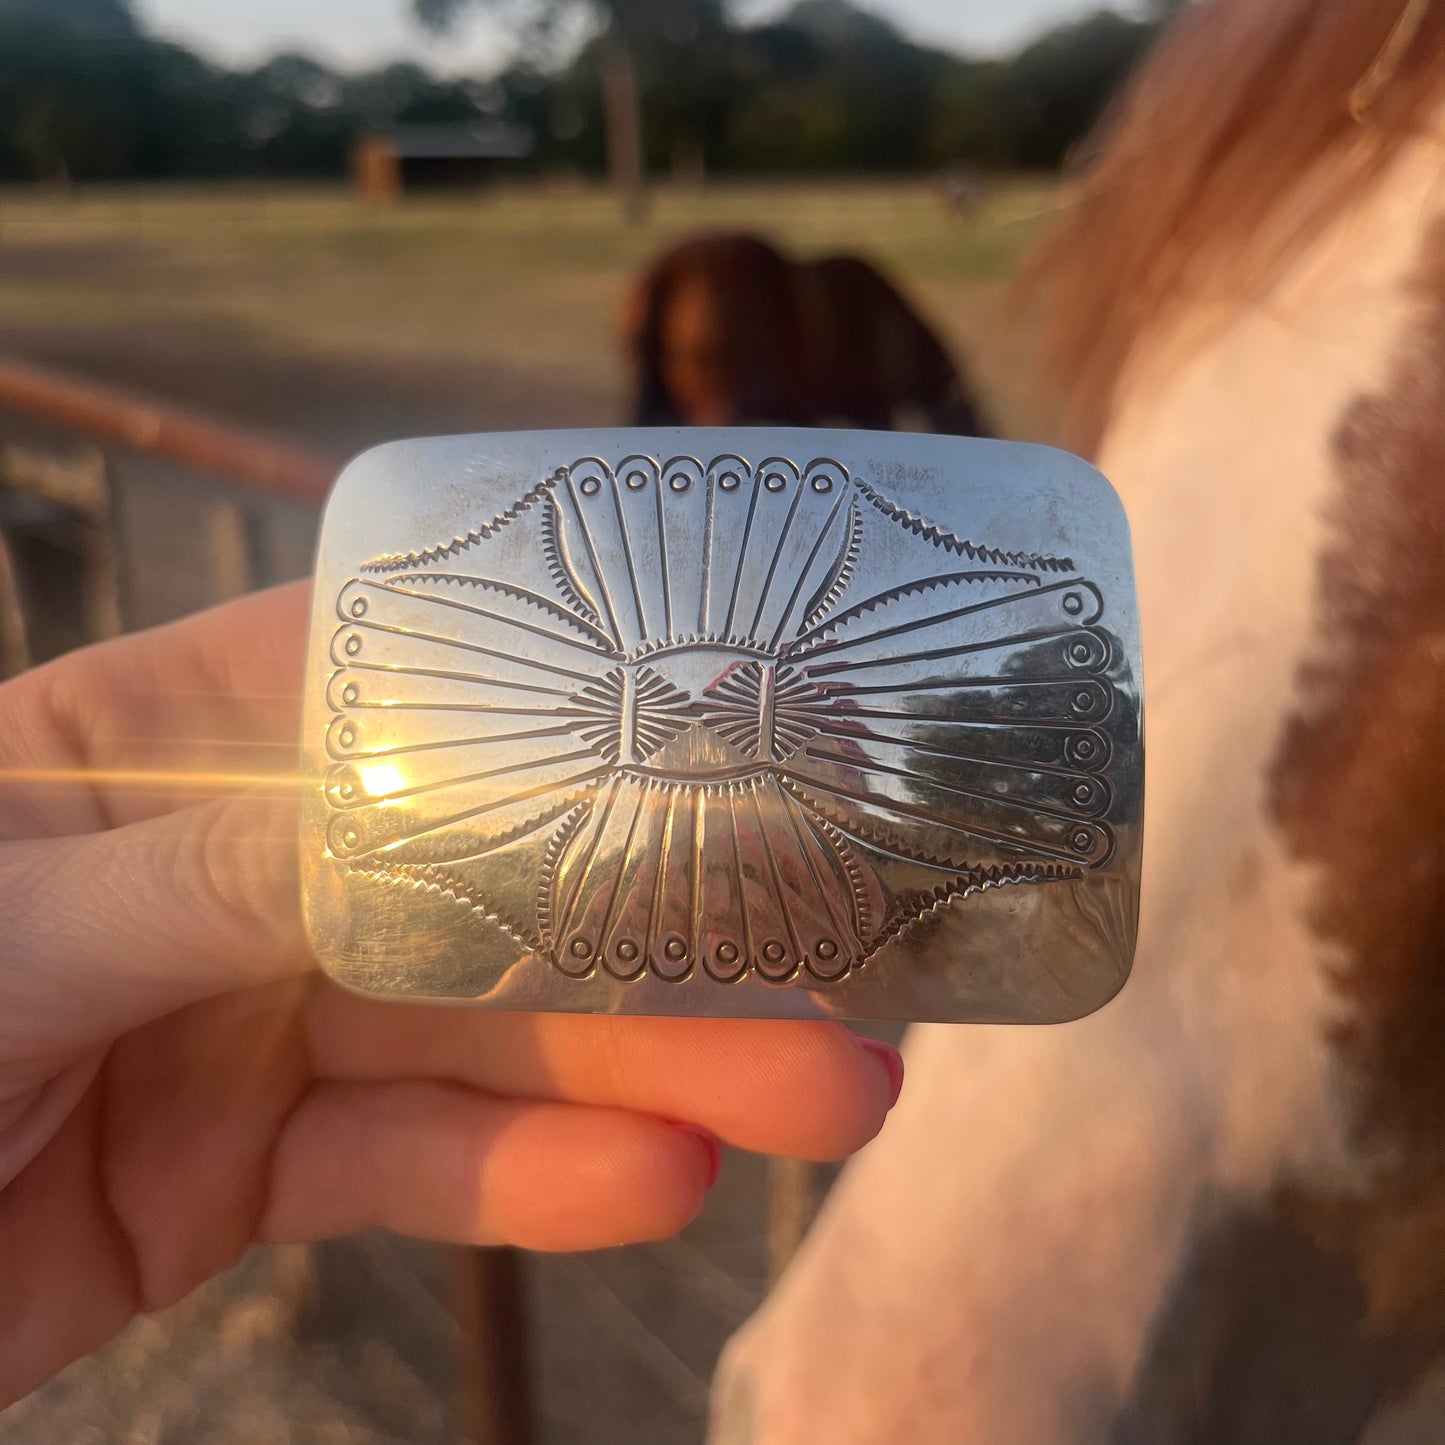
left=187, top=797, right=301, bottom=957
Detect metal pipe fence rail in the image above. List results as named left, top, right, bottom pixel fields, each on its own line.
left=0, top=354, right=333, bottom=673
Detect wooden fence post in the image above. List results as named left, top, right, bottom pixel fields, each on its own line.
left=766, top=1159, right=820, bottom=1285
left=455, top=1246, right=533, bottom=1445
left=0, top=530, right=29, bottom=678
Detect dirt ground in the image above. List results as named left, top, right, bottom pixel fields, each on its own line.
left=0, top=177, right=1030, bottom=1445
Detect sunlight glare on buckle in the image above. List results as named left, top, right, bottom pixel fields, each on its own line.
left=356, top=761, right=408, bottom=799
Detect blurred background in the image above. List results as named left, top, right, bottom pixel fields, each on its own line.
left=0, top=0, right=1181, bottom=1439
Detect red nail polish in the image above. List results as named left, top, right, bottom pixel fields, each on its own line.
left=856, top=1036, right=905, bottom=1109
left=670, top=1123, right=722, bottom=1188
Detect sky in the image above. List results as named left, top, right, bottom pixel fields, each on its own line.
left=137, top=0, right=1116, bottom=74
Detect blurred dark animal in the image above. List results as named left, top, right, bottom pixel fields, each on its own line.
left=624, top=234, right=986, bottom=434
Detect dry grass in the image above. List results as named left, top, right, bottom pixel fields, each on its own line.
left=0, top=177, right=1063, bottom=440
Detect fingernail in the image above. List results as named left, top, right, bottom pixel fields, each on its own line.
left=669, top=1123, right=722, bottom=1189
left=855, top=1036, right=905, bottom=1109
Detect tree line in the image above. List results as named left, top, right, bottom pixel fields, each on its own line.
left=0, top=0, right=1175, bottom=184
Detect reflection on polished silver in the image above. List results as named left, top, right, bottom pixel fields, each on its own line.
left=302, top=429, right=1142, bottom=1022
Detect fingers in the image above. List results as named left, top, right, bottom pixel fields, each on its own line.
left=305, top=989, right=899, bottom=1160
left=0, top=792, right=307, bottom=1059
left=0, top=582, right=309, bottom=837
left=261, top=1080, right=718, bottom=1251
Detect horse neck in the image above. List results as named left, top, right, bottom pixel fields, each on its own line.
left=1050, top=127, right=1444, bottom=1190
left=1100, top=126, right=1445, bottom=699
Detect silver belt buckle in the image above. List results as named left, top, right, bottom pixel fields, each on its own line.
left=301, top=429, right=1142, bottom=1022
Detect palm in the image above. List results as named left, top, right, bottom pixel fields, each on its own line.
left=3, top=979, right=310, bottom=1396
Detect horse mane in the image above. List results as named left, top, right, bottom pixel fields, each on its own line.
left=1023, top=0, right=1445, bottom=456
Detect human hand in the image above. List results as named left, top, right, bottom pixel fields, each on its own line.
left=0, top=582, right=902, bottom=1405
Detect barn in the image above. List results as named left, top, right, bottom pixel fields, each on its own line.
left=352, top=121, right=536, bottom=201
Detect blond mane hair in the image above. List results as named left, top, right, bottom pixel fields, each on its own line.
left=1025, top=0, right=1445, bottom=455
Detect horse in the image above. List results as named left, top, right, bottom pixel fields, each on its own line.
left=622, top=232, right=987, bottom=435
left=708, top=1, right=1445, bottom=1441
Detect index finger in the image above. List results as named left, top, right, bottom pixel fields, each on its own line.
left=0, top=790, right=307, bottom=1059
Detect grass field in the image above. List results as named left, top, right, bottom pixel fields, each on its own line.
left=0, top=178, right=1064, bottom=448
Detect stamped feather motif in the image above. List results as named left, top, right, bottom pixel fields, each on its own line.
left=325, top=454, right=1121, bottom=984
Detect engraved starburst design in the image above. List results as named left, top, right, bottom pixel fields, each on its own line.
left=322, top=453, right=1118, bottom=985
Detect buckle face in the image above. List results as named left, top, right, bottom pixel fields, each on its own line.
left=302, top=429, right=1142, bottom=1022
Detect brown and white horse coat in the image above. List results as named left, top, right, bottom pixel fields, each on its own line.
left=710, top=2, right=1445, bottom=1440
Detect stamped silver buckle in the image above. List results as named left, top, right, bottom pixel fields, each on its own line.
left=301, top=429, right=1142, bottom=1022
